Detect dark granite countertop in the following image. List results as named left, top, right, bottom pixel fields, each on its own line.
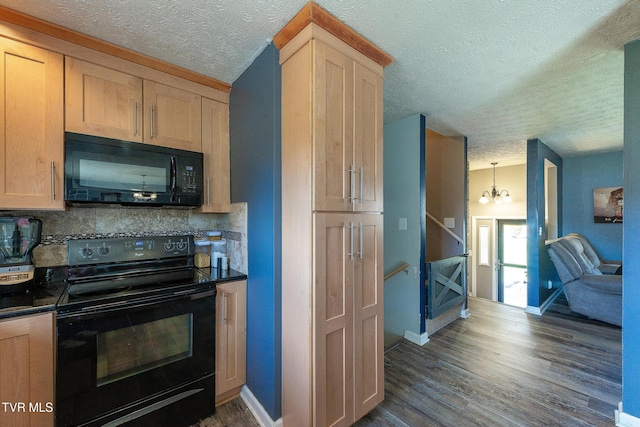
left=0, top=266, right=68, bottom=320
left=0, top=266, right=247, bottom=321
left=197, top=267, right=247, bottom=283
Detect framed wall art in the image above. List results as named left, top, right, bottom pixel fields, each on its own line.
left=594, top=187, right=623, bottom=223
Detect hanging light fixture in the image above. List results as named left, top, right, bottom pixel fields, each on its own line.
left=479, top=162, right=512, bottom=204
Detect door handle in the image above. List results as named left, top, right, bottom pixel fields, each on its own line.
left=355, top=222, right=363, bottom=258
left=206, top=177, right=211, bottom=206
left=221, top=292, right=226, bottom=325
left=169, top=156, right=177, bottom=201
left=133, top=101, right=138, bottom=136
left=347, top=165, right=355, bottom=203
left=358, top=166, right=364, bottom=203
left=346, top=222, right=355, bottom=260
left=50, top=161, right=56, bottom=200
left=150, top=104, right=154, bottom=138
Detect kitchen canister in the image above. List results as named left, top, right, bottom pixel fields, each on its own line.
left=206, top=231, right=222, bottom=241
left=211, top=239, right=226, bottom=269
left=194, top=239, right=211, bottom=268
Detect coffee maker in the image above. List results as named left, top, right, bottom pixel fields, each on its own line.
left=0, top=217, right=42, bottom=294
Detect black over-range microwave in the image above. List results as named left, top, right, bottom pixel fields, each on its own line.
left=64, top=132, right=203, bottom=207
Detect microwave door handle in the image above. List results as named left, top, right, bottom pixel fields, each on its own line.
left=170, top=156, right=177, bottom=201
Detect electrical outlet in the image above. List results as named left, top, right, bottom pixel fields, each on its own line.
left=399, top=217, right=407, bottom=231
left=413, top=266, right=419, bottom=278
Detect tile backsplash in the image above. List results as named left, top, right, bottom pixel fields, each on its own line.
left=5, top=203, right=248, bottom=273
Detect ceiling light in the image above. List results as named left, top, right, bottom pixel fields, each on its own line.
left=479, top=162, right=512, bottom=204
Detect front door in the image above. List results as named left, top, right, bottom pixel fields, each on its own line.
left=497, top=219, right=527, bottom=308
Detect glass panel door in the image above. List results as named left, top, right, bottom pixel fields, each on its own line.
left=497, top=220, right=527, bottom=308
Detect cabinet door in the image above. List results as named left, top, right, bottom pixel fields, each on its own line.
left=314, top=213, right=354, bottom=427
left=0, top=312, right=55, bottom=427
left=65, top=57, right=143, bottom=142
left=353, top=63, right=383, bottom=212
left=353, top=214, right=384, bottom=419
left=216, top=280, right=246, bottom=404
left=0, top=38, right=64, bottom=210
left=313, top=42, right=354, bottom=212
left=200, top=98, right=230, bottom=213
left=144, top=81, right=202, bottom=151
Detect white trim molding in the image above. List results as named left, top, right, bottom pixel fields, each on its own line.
left=525, top=286, right=564, bottom=316
left=240, top=386, right=283, bottom=427
left=404, top=330, right=430, bottom=346
left=616, top=402, right=640, bottom=427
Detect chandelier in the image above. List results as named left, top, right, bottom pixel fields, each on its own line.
left=479, top=162, right=512, bottom=204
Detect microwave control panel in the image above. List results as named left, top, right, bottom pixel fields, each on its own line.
left=180, top=165, right=199, bottom=193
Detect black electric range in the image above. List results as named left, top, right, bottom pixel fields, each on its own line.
left=57, top=235, right=221, bottom=427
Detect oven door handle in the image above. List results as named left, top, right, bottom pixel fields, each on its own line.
left=60, top=288, right=216, bottom=319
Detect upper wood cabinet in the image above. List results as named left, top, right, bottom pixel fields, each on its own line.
left=65, top=57, right=143, bottom=142
left=66, top=59, right=203, bottom=152
left=0, top=37, right=64, bottom=210
left=0, top=312, right=55, bottom=427
left=313, top=41, right=383, bottom=213
left=199, top=97, right=230, bottom=213
left=143, top=80, right=202, bottom=151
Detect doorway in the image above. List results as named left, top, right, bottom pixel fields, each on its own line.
left=497, top=219, right=527, bottom=308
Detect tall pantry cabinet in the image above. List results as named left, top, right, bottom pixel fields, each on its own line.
left=275, top=4, right=393, bottom=426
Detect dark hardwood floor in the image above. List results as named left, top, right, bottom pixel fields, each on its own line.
left=356, top=296, right=621, bottom=427
left=196, top=295, right=621, bottom=426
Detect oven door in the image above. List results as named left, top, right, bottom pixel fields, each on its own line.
left=56, top=288, right=215, bottom=427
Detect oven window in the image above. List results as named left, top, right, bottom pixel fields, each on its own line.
left=79, top=158, right=166, bottom=192
left=96, top=313, right=193, bottom=386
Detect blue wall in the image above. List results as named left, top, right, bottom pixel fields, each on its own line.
left=562, top=152, right=623, bottom=260
left=229, top=43, right=282, bottom=420
left=526, top=138, right=563, bottom=309
left=383, top=114, right=424, bottom=343
left=623, top=39, right=640, bottom=419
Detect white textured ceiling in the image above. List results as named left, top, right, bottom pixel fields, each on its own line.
left=2, top=0, right=639, bottom=170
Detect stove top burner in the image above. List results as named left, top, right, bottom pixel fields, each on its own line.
left=61, top=235, right=216, bottom=313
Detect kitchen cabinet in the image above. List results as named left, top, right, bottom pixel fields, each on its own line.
left=143, top=80, right=202, bottom=151
left=66, top=59, right=202, bottom=151
left=313, top=42, right=383, bottom=213
left=215, top=279, right=246, bottom=405
left=0, top=37, right=64, bottom=210
left=278, top=4, right=391, bottom=426
left=65, top=57, right=143, bottom=143
left=0, top=312, right=55, bottom=427
left=200, top=98, right=231, bottom=213
left=314, top=213, right=383, bottom=426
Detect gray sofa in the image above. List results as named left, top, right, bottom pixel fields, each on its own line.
left=547, top=233, right=622, bottom=326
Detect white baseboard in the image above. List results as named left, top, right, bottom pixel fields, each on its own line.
left=240, top=385, right=282, bottom=427
left=525, top=286, right=564, bottom=316
left=525, top=305, right=542, bottom=315
left=616, top=402, right=640, bottom=426
left=404, top=330, right=430, bottom=346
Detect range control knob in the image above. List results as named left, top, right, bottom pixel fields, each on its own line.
left=164, top=241, right=176, bottom=252
left=97, top=245, right=111, bottom=256
left=176, top=240, right=187, bottom=251
left=80, top=247, right=94, bottom=258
